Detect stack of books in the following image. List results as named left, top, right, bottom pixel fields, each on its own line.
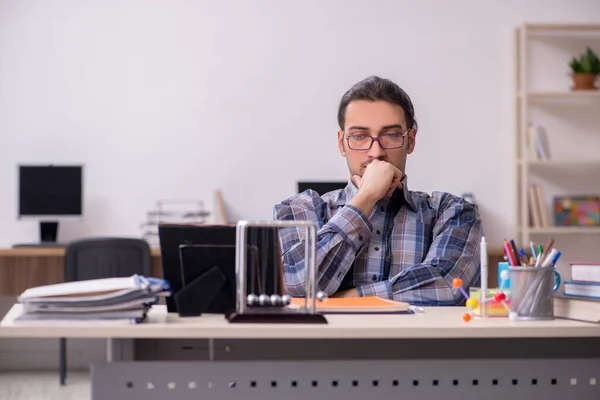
left=16, top=275, right=170, bottom=324
left=554, top=262, right=600, bottom=323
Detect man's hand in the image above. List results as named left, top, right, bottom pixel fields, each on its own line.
left=349, top=160, right=403, bottom=216
left=331, top=288, right=359, bottom=298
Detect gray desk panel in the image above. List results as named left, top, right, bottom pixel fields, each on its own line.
left=92, top=359, right=600, bottom=400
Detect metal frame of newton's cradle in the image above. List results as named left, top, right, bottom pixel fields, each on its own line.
left=225, top=220, right=328, bottom=324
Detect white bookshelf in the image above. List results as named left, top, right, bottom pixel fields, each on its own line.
left=515, top=23, right=600, bottom=246
left=519, top=91, right=600, bottom=99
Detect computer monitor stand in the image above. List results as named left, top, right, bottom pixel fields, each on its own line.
left=13, top=221, right=64, bottom=248
left=40, top=221, right=59, bottom=243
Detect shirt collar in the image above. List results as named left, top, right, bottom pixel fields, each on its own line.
left=338, top=175, right=417, bottom=213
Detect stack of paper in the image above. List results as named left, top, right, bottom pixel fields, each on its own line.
left=16, top=275, right=170, bottom=324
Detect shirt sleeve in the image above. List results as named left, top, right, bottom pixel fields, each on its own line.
left=356, top=194, right=483, bottom=306
left=274, top=191, right=373, bottom=297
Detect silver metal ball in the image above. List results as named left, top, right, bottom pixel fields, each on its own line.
left=246, top=293, right=259, bottom=306
left=258, top=294, right=270, bottom=306
left=316, top=291, right=328, bottom=302
left=281, top=294, right=291, bottom=306
left=270, top=294, right=282, bottom=307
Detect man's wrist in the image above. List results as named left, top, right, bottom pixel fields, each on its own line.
left=349, top=190, right=378, bottom=216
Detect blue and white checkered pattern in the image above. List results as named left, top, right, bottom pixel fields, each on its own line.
left=273, top=177, right=483, bottom=306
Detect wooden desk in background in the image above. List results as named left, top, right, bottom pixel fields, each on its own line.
left=0, top=247, right=506, bottom=297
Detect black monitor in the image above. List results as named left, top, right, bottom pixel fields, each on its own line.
left=297, top=181, right=347, bottom=195
left=17, top=165, right=83, bottom=245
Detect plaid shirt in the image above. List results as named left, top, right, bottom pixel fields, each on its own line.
left=273, top=177, right=483, bottom=306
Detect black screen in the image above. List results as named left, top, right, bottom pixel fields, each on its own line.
left=19, top=166, right=83, bottom=216
left=297, top=181, right=347, bottom=195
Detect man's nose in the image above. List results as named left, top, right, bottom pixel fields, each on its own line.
left=367, top=139, right=386, bottom=159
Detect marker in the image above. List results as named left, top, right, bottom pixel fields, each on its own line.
left=530, top=241, right=537, bottom=259
left=551, top=251, right=562, bottom=266
left=480, top=236, right=488, bottom=318
left=542, top=249, right=558, bottom=267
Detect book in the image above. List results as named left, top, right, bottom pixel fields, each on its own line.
left=527, top=123, right=551, bottom=161
left=529, top=185, right=542, bottom=228
left=554, top=295, right=600, bottom=323
left=290, top=296, right=410, bottom=313
left=563, top=280, right=600, bottom=299
left=571, top=263, right=600, bottom=282
left=535, top=185, right=550, bottom=228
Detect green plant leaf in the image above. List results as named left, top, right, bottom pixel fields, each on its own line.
left=587, top=47, right=600, bottom=74
left=581, top=54, right=592, bottom=72
left=570, top=57, right=582, bottom=73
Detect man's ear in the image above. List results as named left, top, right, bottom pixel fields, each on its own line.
left=406, top=128, right=417, bottom=154
left=337, top=130, right=346, bottom=157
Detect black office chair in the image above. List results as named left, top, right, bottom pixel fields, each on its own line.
left=59, top=237, right=152, bottom=385
left=297, top=181, right=347, bottom=195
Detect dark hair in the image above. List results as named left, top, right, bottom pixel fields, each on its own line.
left=337, top=76, right=417, bottom=131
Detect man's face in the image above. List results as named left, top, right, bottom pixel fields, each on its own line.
left=337, top=100, right=416, bottom=179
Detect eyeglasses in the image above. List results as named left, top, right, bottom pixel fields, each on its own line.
left=345, top=130, right=409, bottom=150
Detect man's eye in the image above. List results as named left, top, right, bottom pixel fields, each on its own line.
left=384, top=133, right=402, bottom=139
left=351, top=135, right=368, bottom=140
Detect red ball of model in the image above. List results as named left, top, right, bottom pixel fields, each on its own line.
left=494, top=292, right=506, bottom=302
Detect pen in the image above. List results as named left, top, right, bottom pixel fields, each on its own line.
left=530, top=241, right=537, bottom=259
left=480, top=236, right=488, bottom=318
left=504, top=240, right=517, bottom=266
left=510, top=240, right=521, bottom=266
left=518, top=249, right=529, bottom=266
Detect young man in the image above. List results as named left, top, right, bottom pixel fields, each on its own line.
left=273, top=76, right=483, bottom=306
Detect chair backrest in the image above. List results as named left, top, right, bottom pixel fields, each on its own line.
left=65, top=237, right=152, bottom=282
left=297, top=181, right=347, bottom=195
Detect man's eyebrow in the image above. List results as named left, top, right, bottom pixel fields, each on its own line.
left=346, top=125, right=370, bottom=131
left=380, top=124, right=405, bottom=131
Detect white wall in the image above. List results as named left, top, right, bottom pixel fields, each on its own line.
left=1, top=0, right=599, bottom=248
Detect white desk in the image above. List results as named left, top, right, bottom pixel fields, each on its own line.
left=2, top=305, right=600, bottom=399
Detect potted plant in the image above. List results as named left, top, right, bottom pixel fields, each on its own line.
left=569, top=47, right=600, bottom=90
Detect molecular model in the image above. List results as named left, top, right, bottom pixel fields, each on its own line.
left=452, top=270, right=510, bottom=322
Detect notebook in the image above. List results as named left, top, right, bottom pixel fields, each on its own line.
left=290, top=296, right=410, bottom=313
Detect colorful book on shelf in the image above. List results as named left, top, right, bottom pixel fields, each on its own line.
left=290, top=296, right=410, bottom=314
left=570, top=262, right=600, bottom=282
left=553, top=196, right=600, bottom=227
